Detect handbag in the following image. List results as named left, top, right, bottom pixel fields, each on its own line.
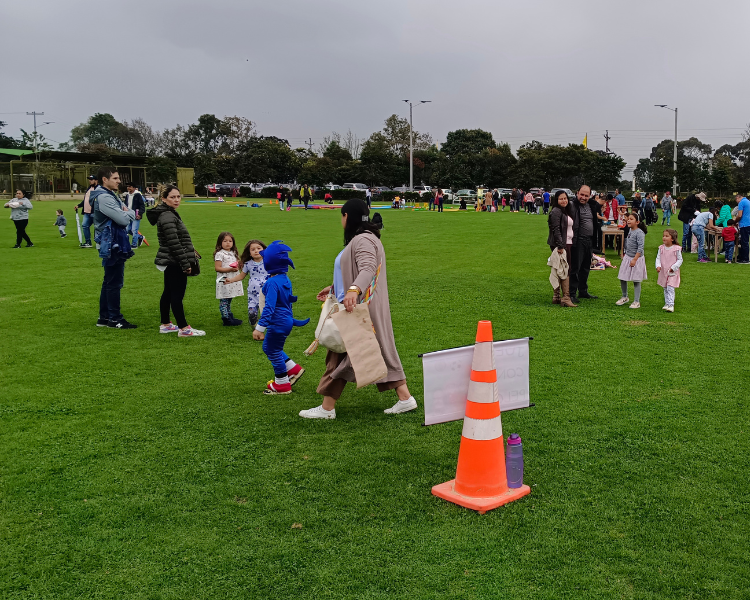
left=187, top=251, right=201, bottom=276
left=304, top=262, right=381, bottom=356
left=305, top=295, right=347, bottom=355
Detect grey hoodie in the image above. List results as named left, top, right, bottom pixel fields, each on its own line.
left=90, top=186, right=135, bottom=235
left=7, top=197, right=33, bottom=220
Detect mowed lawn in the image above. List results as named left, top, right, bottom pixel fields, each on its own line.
left=1, top=199, right=749, bottom=600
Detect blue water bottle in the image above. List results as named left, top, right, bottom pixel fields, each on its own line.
left=506, top=433, right=524, bottom=489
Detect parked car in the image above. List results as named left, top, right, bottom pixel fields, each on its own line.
left=413, top=185, right=434, bottom=197
left=453, top=189, right=478, bottom=204
left=371, top=186, right=391, bottom=196
left=392, top=185, right=409, bottom=194
left=550, top=188, right=576, bottom=200
left=217, top=183, right=242, bottom=196
left=342, top=183, right=369, bottom=192
left=440, top=188, right=454, bottom=202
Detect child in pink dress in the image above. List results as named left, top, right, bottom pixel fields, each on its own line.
left=656, top=229, right=683, bottom=313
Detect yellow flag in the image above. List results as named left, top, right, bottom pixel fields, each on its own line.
left=582, top=134, right=588, bottom=149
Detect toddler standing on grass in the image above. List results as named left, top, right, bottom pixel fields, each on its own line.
left=224, top=239, right=268, bottom=328
left=656, top=229, right=683, bottom=313
left=616, top=212, right=648, bottom=309
left=54, top=210, right=67, bottom=237
left=722, top=219, right=738, bottom=263
left=214, top=232, right=244, bottom=326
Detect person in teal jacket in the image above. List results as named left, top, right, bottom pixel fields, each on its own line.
left=715, top=200, right=732, bottom=228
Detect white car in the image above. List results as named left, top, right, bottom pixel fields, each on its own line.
left=342, top=183, right=369, bottom=192
left=413, top=185, right=433, bottom=197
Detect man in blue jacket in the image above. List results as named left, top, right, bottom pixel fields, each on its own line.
left=91, top=168, right=136, bottom=329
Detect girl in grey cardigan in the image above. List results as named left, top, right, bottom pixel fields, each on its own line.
left=616, top=213, right=648, bottom=308
left=4, top=190, right=33, bottom=247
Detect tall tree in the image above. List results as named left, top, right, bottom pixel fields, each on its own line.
left=441, top=129, right=496, bottom=157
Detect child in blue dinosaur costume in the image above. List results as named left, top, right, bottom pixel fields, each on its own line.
left=252, top=240, right=310, bottom=394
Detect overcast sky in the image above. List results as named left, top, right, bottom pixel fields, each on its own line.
left=3, top=0, right=749, bottom=179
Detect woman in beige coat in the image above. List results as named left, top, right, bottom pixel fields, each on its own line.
left=299, top=199, right=418, bottom=420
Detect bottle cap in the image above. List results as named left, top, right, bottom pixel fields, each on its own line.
left=507, top=433, right=522, bottom=445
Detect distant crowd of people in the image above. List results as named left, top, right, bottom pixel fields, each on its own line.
left=545, top=185, right=750, bottom=312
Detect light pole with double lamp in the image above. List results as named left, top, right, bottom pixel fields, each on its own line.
left=655, top=104, right=678, bottom=197
left=402, top=100, right=431, bottom=192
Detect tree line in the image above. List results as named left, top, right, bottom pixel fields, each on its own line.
left=634, top=132, right=750, bottom=197
left=4, top=114, right=747, bottom=196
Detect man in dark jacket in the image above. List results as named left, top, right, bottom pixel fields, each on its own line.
left=568, top=184, right=598, bottom=302
left=124, top=183, right=146, bottom=248
left=678, top=193, right=702, bottom=252
left=91, top=168, right=136, bottom=329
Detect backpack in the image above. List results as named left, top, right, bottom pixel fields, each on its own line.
left=372, top=212, right=384, bottom=230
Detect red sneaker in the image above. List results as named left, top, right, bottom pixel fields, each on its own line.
left=287, top=364, right=305, bottom=386
left=264, top=380, right=292, bottom=395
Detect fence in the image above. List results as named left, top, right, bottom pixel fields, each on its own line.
left=0, top=161, right=147, bottom=197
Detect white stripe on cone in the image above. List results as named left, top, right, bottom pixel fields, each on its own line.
left=461, top=415, right=503, bottom=441
left=467, top=380, right=498, bottom=404
left=470, top=341, right=495, bottom=372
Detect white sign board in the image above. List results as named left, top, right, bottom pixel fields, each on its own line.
left=421, top=338, right=531, bottom=426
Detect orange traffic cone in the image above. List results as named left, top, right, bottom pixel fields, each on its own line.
left=432, top=320, right=531, bottom=513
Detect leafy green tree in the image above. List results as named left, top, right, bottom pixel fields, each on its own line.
left=186, top=114, right=226, bottom=155
left=359, top=134, right=402, bottom=186
left=145, top=157, right=177, bottom=183
left=233, top=136, right=300, bottom=183
left=323, top=141, right=353, bottom=163
left=20, top=129, right=54, bottom=152
left=70, top=113, right=132, bottom=151
left=441, top=129, right=496, bottom=157
left=372, top=114, right=432, bottom=157
left=584, top=151, right=626, bottom=189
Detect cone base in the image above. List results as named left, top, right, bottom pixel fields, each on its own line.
left=431, top=480, right=531, bottom=514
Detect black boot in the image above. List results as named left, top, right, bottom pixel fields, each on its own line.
left=222, top=317, right=233, bottom=326
left=227, top=312, right=242, bottom=326
left=248, top=312, right=258, bottom=328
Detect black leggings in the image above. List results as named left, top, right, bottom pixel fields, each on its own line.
left=160, top=264, right=188, bottom=328
left=14, top=219, right=32, bottom=246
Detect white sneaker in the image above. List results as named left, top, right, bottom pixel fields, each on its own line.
left=299, top=405, right=336, bottom=420
left=629, top=301, right=640, bottom=309
left=178, top=326, right=206, bottom=337
left=661, top=305, right=668, bottom=311
left=384, top=397, right=418, bottom=414
left=160, top=322, right=179, bottom=333
left=615, top=297, right=630, bottom=306
left=665, top=305, right=674, bottom=312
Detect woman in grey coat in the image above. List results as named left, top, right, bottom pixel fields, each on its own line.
left=4, top=190, right=33, bottom=247
left=299, top=199, right=418, bottom=420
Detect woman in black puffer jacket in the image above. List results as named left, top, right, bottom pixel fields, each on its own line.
left=146, top=185, right=205, bottom=337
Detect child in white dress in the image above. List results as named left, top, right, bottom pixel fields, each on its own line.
left=224, top=239, right=268, bottom=328
left=214, top=232, right=244, bottom=326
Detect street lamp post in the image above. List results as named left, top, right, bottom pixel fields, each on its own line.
left=655, top=105, right=678, bottom=197
left=402, top=100, right=431, bottom=192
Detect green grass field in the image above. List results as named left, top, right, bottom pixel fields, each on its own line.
left=2, top=200, right=749, bottom=599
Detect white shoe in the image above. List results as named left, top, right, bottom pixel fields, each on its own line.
left=662, top=305, right=668, bottom=311
left=665, top=305, right=674, bottom=312
left=159, top=322, right=180, bottom=333
left=299, top=405, right=336, bottom=420
left=384, top=397, right=418, bottom=414
left=615, top=297, right=630, bottom=306
left=629, top=301, right=640, bottom=309
left=178, top=326, right=206, bottom=337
